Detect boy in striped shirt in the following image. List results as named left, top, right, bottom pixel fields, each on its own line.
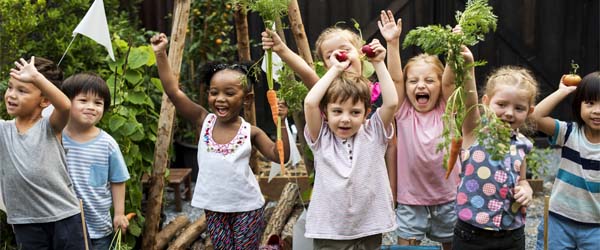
left=61, top=73, right=130, bottom=250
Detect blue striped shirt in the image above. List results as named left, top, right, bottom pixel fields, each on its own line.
left=63, top=130, right=129, bottom=239
left=549, top=120, right=600, bottom=224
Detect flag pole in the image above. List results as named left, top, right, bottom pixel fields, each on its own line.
left=58, top=35, right=78, bottom=67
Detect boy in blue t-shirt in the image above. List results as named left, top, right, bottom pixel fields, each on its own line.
left=60, top=73, right=130, bottom=250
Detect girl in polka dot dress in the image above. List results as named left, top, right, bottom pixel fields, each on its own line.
left=451, top=46, right=536, bottom=250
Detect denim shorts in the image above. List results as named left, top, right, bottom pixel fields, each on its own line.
left=536, top=212, right=600, bottom=250
left=394, top=201, right=457, bottom=243
left=91, top=233, right=114, bottom=250
left=13, top=213, right=90, bottom=250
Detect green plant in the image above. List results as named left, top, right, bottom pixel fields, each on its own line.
left=277, top=64, right=308, bottom=113
left=526, top=146, right=553, bottom=179
left=403, top=0, right=499, bottom=169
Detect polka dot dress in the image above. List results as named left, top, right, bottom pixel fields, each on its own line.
left=455, top=134, right=532, bottom=231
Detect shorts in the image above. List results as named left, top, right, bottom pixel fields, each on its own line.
left=314, top=234, right=382, bottom=250
left=453, top=220, right=525, bottom=250
left=536, top=212, right=600, bottom=250
left=91, top=233, right=113, bottom=250
left=13, top=213, right=90, bottom=250
left=395, top=201, right=457, bottom=243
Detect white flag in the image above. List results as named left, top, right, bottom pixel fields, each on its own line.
left=73, top=0, right=115, bottom=61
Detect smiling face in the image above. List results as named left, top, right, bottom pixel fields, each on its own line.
left=4, top=77, right=45, bottom=117
left=70, top=92, right=105, bottom=128
left=316, top=29, right=362, bottom=75
left=405, top=61, right=442, bottom=112
left=325, top=98, right=367, bottom=139
left=580, top=99, right=600, bottom=133
left=207, top=69, right=248, bottom=123
left=483, top=84, right=534, bottom=130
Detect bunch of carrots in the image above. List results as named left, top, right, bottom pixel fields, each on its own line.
left=248, top=0, right=290, bottom=175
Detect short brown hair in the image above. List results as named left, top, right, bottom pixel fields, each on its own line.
left=319, top=72, right=371, bottom=112
left=33, top=57, right=63, bottom=88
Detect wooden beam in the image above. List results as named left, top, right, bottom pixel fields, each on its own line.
left=287, top=0, right=314, bottom=68
left=142, top=1, right=191, bottom=249
left=363, top=0, right=411, bottom=41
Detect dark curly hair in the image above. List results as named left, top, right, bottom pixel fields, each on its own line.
left=572, top=71, right=600, bottom=128
left=199, top=61, right=255, bottom=93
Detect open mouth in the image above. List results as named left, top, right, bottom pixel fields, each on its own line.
left=591, top=118, right=600, bottom=125
left=416, top=93, right=430, bottom=105
left=214, top=107, right=228, bottom=116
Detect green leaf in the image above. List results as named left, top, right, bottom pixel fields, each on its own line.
left=109, top=116, right=127, bottom=131
left=124, top=70, right=143, bottom=85
left=150, top=78, right=164, bottom=92
left=128, top=47, right=150, bottom=69
left=121, top=122, right=137, bottom=136
left=127, top=91, right=146, bottom=105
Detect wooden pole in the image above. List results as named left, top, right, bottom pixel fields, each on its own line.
left=156, top=215, right=191, bottom=250
left=142, top=1, right=191, bottom=249
left=79, top=200, right=89, bottom=250
left=233, top=3, right=259, bottom=173
left=287, top=0, right=313, bottom=174
left=543, top=195, right=550, bottom=250
left=287, top=0, right=313, bottom=68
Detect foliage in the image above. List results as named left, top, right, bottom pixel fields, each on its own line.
left=474, top=107, right=513, bottom=161
left=101, top=36, right=162, bottom=247
left=277, top=64, right=308, bottom=112
left=404, top=0, right=498, bottom=169
left=526, top=145, right=553, bottom=179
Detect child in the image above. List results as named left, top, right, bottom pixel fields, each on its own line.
left=532, top=72, right=600, bottom=250
left=380, top=10, right=458, bottom=249
left=1, top=57, right=88, bottom=249
left=453, top=47, right=535, bottom=250
left=60, top=73, right=130, bottom=250
left=261, top=15, right=398, bottom=198
left=303, top=38, right=398, bottom=249
left=150, top=33, right=290, bottom=250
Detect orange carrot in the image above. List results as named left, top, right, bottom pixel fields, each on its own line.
left=266, top=89, right=279, bottom=125
left=126, top=212, right=136, bottom=221
left=445, top=137, right=463, bottom=179
left=276, top=117, right=285, bottom=175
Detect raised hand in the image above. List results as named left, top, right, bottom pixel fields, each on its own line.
left=150, top=33, right=168, bottom=53
left=365, top=39, right=386, bottom=63
left=261, top=29, right=286, bottom=53
left=10, top=56, right=40, bottom=83
left=378, top=10, right=402, bottom=42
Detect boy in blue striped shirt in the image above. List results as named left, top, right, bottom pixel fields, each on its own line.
left=61, top=73, right=130, bottom=250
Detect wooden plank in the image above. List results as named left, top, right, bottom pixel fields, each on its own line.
left=142, top=0, right=191, bottom=249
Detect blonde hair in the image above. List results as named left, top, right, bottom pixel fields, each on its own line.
left=319, top=73, right=371, bottom=112
left=403, top=54, right=444, bottom=83
left=484, top=66, right=538, bottom=105
left=314, top=27, right=362, bottom=61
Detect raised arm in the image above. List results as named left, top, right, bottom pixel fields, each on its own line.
left=459, top=46, right=479, bottom=145
left=262, top=29, right=319, bottom=88
left=304, top=50, right=348, bottom=141
left=10, top=56, right=70, bottom=135
left=368, top=39, right=398, bottom=126
left=151, top=33, right=208, bottom=125
left=378, top=10, right=405, bottom=106
left=530, top=78, right=577, bottom=136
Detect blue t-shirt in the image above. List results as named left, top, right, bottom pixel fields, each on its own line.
left=63, top=130, right=129, bottom=239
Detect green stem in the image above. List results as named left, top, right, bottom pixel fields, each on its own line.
left=267, top=48, right=273, bottom=89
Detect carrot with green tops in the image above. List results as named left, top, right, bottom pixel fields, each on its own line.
left=126, top=212, right=136, bottom=221
left=445, top=137, right=463, bottom=179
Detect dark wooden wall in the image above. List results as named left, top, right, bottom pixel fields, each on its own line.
left=140, top=0, right=599, bottom=122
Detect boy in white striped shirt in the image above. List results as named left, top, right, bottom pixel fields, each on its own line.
left=61, top=73, right=130, bottom=250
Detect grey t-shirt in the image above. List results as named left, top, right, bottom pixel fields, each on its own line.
left=0, top=117, right=80, bottom=224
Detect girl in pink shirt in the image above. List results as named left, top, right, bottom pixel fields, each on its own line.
left=381, top=10, right=458, bottom=249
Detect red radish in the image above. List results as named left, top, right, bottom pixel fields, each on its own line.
left=361, top=45, right=376, bottom=57
left=335, top=51, right=348, bottom=62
